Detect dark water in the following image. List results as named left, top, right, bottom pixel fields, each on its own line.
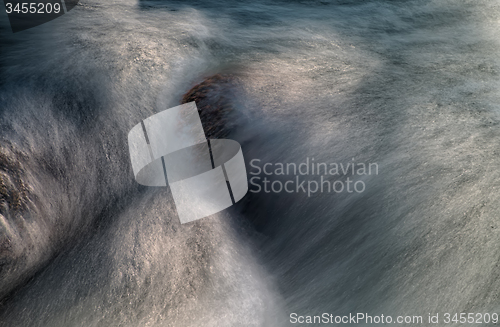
left=1, top=0, right=500, bottom=326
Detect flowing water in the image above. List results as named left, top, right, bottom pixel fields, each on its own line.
left=1, top=0, right=500, bottom=326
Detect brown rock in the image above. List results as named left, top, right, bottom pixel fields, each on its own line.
left=181, top=74, right=237, bottom=139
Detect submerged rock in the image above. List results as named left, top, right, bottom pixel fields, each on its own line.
left=0, top=148, right=30, bottom=216
left=181, top=74, right=238, bottom=139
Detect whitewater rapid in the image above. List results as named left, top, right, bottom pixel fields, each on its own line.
left=2, top=0, right=500, bottom=326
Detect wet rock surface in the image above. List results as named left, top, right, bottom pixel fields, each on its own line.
left=0, top=148, right=31, bottom=217
left=181, top=74, right=238, bottom=139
